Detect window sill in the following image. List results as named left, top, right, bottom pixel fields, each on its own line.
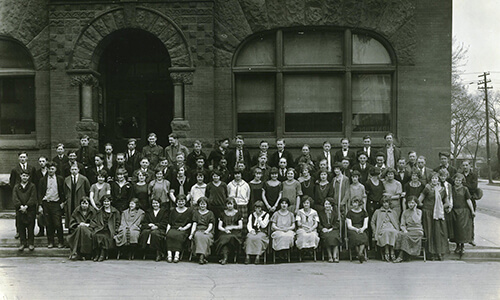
left=0, top=134, right=38, bottom=150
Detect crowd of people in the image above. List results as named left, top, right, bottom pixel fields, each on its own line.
left=10, top=132, right=480, bottom=264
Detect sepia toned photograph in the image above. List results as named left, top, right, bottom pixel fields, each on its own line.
left=0, top=0, right=499, bottom=299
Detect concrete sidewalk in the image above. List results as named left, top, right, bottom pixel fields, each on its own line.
left=1, top=181, right=499, bottom=260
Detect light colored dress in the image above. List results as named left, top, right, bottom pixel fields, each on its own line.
left=245, top=211, right=270, bottom=255
left=192, top=210, right=215, bottom=256
left=114, top=208, right=145, bottom=247
left=371, top=207, right=399, bottom=247
left=295, top=208, right=320, bottom=249
left=395, top=208, right=424, bottom=256
left=90, top=182, right=111, bottom=208
left=349, top=183, right=366, bottom=210
left=270, top=210, right=295, bottom=251
left=281, top=180, right=302, bottom=213
left=383, top=180, right=403, bottom=217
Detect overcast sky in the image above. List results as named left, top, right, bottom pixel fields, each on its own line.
left=453, top=0, right=500, bottom=91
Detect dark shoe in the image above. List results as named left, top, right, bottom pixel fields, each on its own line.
left=47, top=243, right=54, bottom=249
left=254, top=256, right=260, bottom=265
left=18, top=245, right=25, bottom=252
left=28, top=245, right=35, bottom=251
left=390, top=254, right=396, bottom=261
left=98, top=249, right=106, bottom=262
left=437, top=254, right=443, bottom=261
left=15, top=233, right=19, bottom=239
left=384, top=254, right=390, bottom=262
left=454, top=245, right=461, bottom=254
left=35, top=231, right=45, bottom=237
left=155, top=255, right=162, bottom=262
left=469, top=241, right=476, bottom=247
left=244, top=257, right=250, bottom=265
left=199, top=255, right=205, bottom=265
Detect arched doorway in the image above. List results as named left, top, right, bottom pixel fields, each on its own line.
left=98, top=29, right=174, bottom=151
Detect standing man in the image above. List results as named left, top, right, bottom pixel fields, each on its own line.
left=33, top=156, right=49, bottom=237
left=164, top=133, right=189, bottom=167
left=104, top=143, right=116, bottom=171
left=63, top=164, right=90, bottom=230
left=76, top=135, right=97, bottom=172
left=317, top=141, right=334, bottom=173
left=125, top=138, right=142, bottom=177
left=351, top=151, right=372, bottom=185
left=382, top=133, right=401, bottom=169
left=333, top=138, right=356, bottom=164
left=252, top=140, right=270, bottom=166
left=227, top=135, right=252, bottom=171
left=186, top=140, right=207, bottom=170
left=416, top=156, right=433, bottom=185
left=38, top=162, right=66, bottom=248
left=142, top=133, right=163, bottom=170
left=362, top=135, right=376, bottom=165
left=405, top=151, right=418, bottom=173
left=13, top=170, right=37, bottom=251
left=62, top=151, right=86, bottom=178
left=434, top=151, right=457, bottom=182
left=52, top=143, right=68, bottom=175
left=10, top=152, right=35, bottom=239
left=395, top=157, right=411, bottom=186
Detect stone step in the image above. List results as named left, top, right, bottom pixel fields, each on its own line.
left=0, top=247, right=70, bottom=258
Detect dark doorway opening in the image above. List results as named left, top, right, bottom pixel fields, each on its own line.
left=98, top=29, right=173, bottom=151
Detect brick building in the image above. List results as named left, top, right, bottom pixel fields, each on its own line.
left=0, top=0, right=452, bottom=207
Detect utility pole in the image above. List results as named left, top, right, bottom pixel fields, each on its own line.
left=478, top=72, right=493, bottom=184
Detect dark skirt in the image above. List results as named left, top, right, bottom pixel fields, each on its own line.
left=139, top=229, right=166, bottom=252
left=348, top=229, right=368, bottom=247
left=215, top=232, right=242, bottom=254
left=67, top=225, right=93, bottom=255
left=93, top=228, right=115, bottom=250
left=165, top=228, right=189, bottom=252
left=422, top=209, right=449, bottom=254
left=320, top=229, right=342, bottom=248
left=451, top=208, right=473, bottom=243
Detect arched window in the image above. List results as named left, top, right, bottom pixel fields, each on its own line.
left=0, top=36, right=35, bottom=135
left=233, top=28, right=396, bottom=137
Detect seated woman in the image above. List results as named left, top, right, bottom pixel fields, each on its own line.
left=295, top=196, right=320, bottom=256
left=189, top=197, right=216, bottom=264
left=371, top=196, right=400, bottom=262
left=67, top=196, right=97, bottom=260
left=114, top=198, right=145, bottom=260
left=90, top=195, right=121, bottom=262
left=346, top=197, right=369, bottom=263
left=270, top=198, right=295, bottom=260
left=318, top=198, right=341, bottom=263
left=244, top=200, right=269, bottom=265
left=215, top=197, right=243, bottom=265
left=139, top=198, right=169, bottom=262
left=394, top=196, right=424, bottom=263
left=451, top=173, right=475, bottom=256
left=165, top=194, right=193, bottom=263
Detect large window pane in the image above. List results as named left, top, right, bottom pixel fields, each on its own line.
left=0, top=77, right=35, bottom=134
left=352, top=34, right=391, bottom=64
left=235, top=34, right=275, bottom=67
left=284, top=30, right=343, bottom=65
left=352, top=74, right=391, bottom=131
left=284, top=74, right=343, bottom=132
left=236, top=74, right=275, bottom=132
left=0, top=38, right=34, bottom=69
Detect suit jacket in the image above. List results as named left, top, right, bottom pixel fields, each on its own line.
left=12, top=182, right=37, bottom=211
left=52, top=155, right=69, bottom=175
left=140, top=208, right=169, bottom=232
left=461, top=170, right=478, bottom=199
left=269, top=150, right=294, bottom=168
left=227, top=147, right=252, bottom=170
left=186, top=150, right=208, bottom=170
left=125, top=150, right=142, bottom=176
left=87, top=166, right=110, bottom=185
left=207, top=148, right=228, bottom=169
left=351, top=163, right=373, bottom=185
left=317, top=151, right=334, bottom=172
left=395, top=168, right=411, bottom=186
left=382, top=146, right=401, bottom=169
left=142, top=144, right=164, bottom=170
left=33, top=168, right=48, bottom=191
left=417, top=167, right=434, bottom=185
left=76, top=146, right=97, bottom=168
left=433, top=165, right=457, bottom=183
left=164, top=143, right=189, bottom=166
left=333, top=149, right=356, bottom=164
left=62, top=161, right=86, bottom=178
left=64, top=175, right=91, bottom=223
left=9, top=163, right=36, bottom=188
left=104, top=154, right=117, bottom=171
left=38, top=174, right=66, bottom=204
left=359, top=147, right=376, bottom=165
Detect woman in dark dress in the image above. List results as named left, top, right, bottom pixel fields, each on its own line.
left=451, top=173, right=475, bottom=255
left=298, top=165, right=315, bottom=200
left=67, top=197, right=97, bottom=260
left=404, top=170, right=425, bottom=210
left=90, top=195, right=121, bottom=262
left=346, top=197, right=369, bottom=263
left=205, top=170, right=228, bottom=219
left=215, top=198, right=243, bottom=265
left=418, top=172, right=450, bottom=261
left=139, top=198, right=169, bottom=262
left=365, top=167, right=384, bottom=218
left=110, top=168, right=133, bottom=212
left=132, top=171, right=149, bottom=211
left=165, top=195, right=193, bottom=263
left=262, top=168, right=282, bottom=213
left=189, top=197, right=216, bottom=264
left=248, top=168, right=264, bottom=212
left=314, top=170, right=334, bottom=212
left=318, top=198, right=341, bottom=263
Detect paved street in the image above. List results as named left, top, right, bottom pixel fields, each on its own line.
left=0, top=257, right=499, bottom=299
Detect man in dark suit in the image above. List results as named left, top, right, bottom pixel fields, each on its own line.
left=361, top=135, right=376, bottom=165
left=38, top=162, right=66, bottom=248
left=10, top=151, right=36, bottom=239
left=460, top=159, right=478, bottom=246
left=103, top=143, right=117, bottom=171
left=109, top=153, right=127, bottom=181
left=395, top=157, right=411, bottom=186
left=269, top=138, right=294, bottom=168
left=227, top=135, right=252, bottom=171
left=52, top=143, right=69, bottom=176
left=433, top=151, right=457, bottom=183
left=87, top=153, right=109, bottom=185
left=333, top=138, right=356, bottom=164
left=125, top=138, right=142, bottom=177
left=405, top=150, right=418, bottom=173
left=76, top=135, right=97, bottom=172
left=207, top=138, right=229, bottom=170
left=351, top=151, right=372, bottom=185
left=62, top=151, right=86, bottom=178
left=317, top=141, right=334, bottom=173
left=33, top=156, right=49, bottom=237
left=63, top=164, right=91, bottom=230
left=252, top=140, right=270, bottom=166
left=186, top=140, right=208, bottom=170
left=416, top=156, right=433, bottom=185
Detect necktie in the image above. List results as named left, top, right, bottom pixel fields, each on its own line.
left=238, top=149, right=243, bottom=162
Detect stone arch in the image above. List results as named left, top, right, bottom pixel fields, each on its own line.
left=67, top=6, right=193, bottom=71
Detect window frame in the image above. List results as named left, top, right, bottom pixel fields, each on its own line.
left=232, top=27, right=397, bottom=139
left=0, top=36, right=36, bottom=138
